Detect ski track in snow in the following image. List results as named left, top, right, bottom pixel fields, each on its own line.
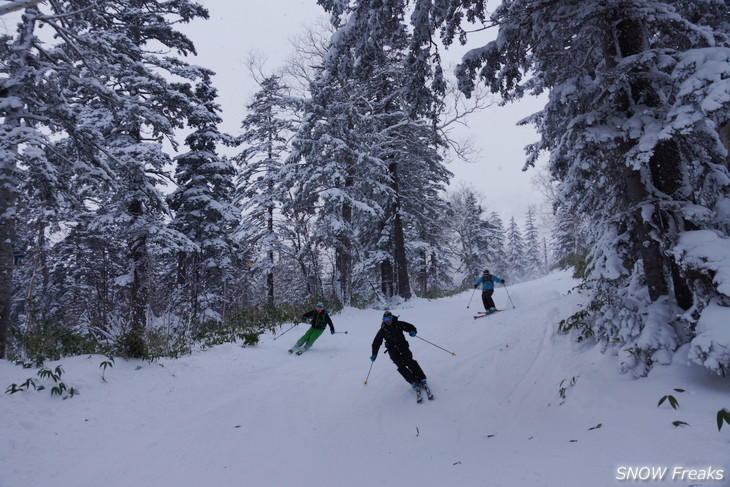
left=1, top=271, right=729, bottom=487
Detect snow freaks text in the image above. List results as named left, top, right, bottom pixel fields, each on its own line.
left=615, top=466, right=725, bottom=482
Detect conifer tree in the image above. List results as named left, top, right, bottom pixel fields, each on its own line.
left=236, top=75, right=294, bottom=304
left=523, top=206, right=543, bottom=279
left=169, top=71, right=238, bottom=325
left=304, top=0, right=451, bottom=301
left=448, top=186, right=494, bottom=280
left=552, top=205, right=586, bottom=270
left=486, top=211, right=507, bottom=276
left=504, top=217, right=525, bottom=283
left=0, top=0, right=209, bottom=356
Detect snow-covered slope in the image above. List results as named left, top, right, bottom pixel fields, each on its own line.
left=1, top=271, right=728, bottom=487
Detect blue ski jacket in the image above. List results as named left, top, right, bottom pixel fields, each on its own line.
left=474, top=274, right=504, bottom=291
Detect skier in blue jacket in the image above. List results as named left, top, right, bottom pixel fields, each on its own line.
left=474, top=269, right=505, bottom=312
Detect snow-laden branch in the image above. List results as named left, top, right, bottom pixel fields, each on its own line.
left=0, top=0, right=46, bottom=16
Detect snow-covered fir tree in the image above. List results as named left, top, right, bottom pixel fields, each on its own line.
left=486, top=211, right=507, bottom=277
left=522, top=206, right=544, bottom=279
left=407, top=165, right=455, bottom=297
left=68, top=0, right=209, bottom=347
left=1, top=6, right=71, bottom=357
left=235, top=75, right=295, bottom=304
left=504, top=217, right=526, bottom=283
left=447, top=186, right=496, bottom=282
left=168, top=71, right=238, bottom=326
left=0, top=1, right=209, bottom=357
left=284, top=70, right=383, bottom=304
left=288, top=1, right=452, bottom=303
left=552, top=205, right=587, bottom=271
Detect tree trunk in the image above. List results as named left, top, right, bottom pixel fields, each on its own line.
left=267, top=203, right=274, bottom=304
left=419, top=249, right=428, bottom=295
left=0, top=14, right=34, bottom=358
left=0, top=150, right=17, bottom=358
left=392, top=209, right=411, bottom=299
left=177, top=251, right=186, bottom=286
left=623, top=168, right=669, bottom=300
left=430, top=253, right=438, bottom=291
left=191, top=256, right=199, bottom=323
left=381, top=257, right=393, bottom=298
left=388, top=161, right=411, bottom=299
left=719, top=121, right=730, bottom=170
left=98, top=244, right=111, bottom=332
left=128, top=200, right=148, bottom=332
left=605, top=15, right=678, bottom=302
left=335, top=210, right=352, bottom=304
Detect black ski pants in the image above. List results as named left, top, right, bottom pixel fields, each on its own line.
left=482, top=289, right=496, bottom=310
left=389, top=349, right=426, bottom=385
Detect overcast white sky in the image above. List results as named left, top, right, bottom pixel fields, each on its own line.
left=1, top=0, right=547, bottom=223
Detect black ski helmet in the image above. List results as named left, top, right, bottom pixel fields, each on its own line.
left=483, top=269, right=490, bottom=275
left=383, top=311, right=392, bottom=318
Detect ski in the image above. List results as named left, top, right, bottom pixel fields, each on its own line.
left=474, top=310, right=500, bottom=319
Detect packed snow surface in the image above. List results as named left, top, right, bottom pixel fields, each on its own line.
left=1, top=271, right=728, bottom=487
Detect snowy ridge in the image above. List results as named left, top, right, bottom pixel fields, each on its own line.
left=1, top=271, right=728, bottom=487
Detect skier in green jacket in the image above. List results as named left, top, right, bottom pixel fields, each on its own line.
left=289, top=302, right=335, bottom=355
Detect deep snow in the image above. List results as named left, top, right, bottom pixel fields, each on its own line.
left=1, top=271, right=728, bottom=487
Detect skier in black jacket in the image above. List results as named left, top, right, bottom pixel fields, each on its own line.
left=370, top=311, right=432, bottom=401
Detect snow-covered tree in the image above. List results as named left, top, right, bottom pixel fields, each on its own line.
left=289, top=1, right=452, bottom=303
left=447, top=186, right=495, bottom=281
left=235, top=75, right=295, bottom=304
left=486, top=211, right=507, bottom=276
left=68, top=0, right=209, bottom=345
left=0, top=1, right=209, bottom=357
left=169, top=71, right=238, bottom=325
left=504, top=217, right=525, bottom=283
left=284, top=72, right=379, bottom=303
left=523, top=206, right=543, bottom=279
left=552, top=205, right=587, bottom=271
left=422, top=0, right=730, bottom=375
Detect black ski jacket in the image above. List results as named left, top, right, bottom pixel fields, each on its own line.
left=371, top=317, right=417, bottom=359
left=301, top=309, right=335, bottom=332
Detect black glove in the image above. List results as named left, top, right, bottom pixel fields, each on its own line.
left=502, top=279, right=506, bottom=285
left=473, top=284, right=478, bottom=289
left=370, top=356, right=376, bottom=362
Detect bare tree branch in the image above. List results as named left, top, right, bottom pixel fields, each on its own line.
left=281, top=17, right=332, bottom=97
left=437, top=74, right=495, bottom=162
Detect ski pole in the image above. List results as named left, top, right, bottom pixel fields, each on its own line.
left=273, top=323, right=298, bottom=341
left=333, top=331, right=348, bottom=334
left=503, top=283, right=515, bottom=309
left=364, top=360, right=374, bottom=385
left=466, top=287, right=477, bottom=309
left=415, top=336, right=456, bottom=356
